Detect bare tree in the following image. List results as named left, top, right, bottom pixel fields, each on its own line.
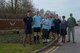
left=0, top=0, right=34, bottom=18
left=0, top=0, right=6, bottom=13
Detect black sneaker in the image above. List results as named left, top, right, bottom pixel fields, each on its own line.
left=73, top=41, right=75, bottom=43
left=67, top=40, right=70, bottom=42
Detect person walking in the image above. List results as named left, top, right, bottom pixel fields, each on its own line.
left=67, top=13, right=76, bottom=43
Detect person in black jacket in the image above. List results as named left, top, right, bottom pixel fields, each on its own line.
left=23, top=10, right=33, bottom=46
left=53, top=14, right=61, bottom=43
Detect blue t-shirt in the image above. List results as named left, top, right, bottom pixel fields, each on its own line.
left=33, top=15, right=42, bottom=28
left=41, top=19, right=50, bottom=30
left=47, top=19, right=52, bottom=30
left=50, top=18, right=55, bottom=26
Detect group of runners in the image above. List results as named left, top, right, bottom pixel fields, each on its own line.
left=23, top=10, right=76, bottom=46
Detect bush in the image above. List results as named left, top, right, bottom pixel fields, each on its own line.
left=12, top=29, right=19, bottom=34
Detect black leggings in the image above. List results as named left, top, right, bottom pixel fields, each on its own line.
left=42, top=29, right=49, bottom=39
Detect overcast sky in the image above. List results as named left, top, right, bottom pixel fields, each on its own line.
left=33, top=0, right=80, bottom=20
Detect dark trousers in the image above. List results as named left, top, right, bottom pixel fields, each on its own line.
left=47, top=29, right=50, bottom=39
left=42, top=29, right=48, bottom=39
left=68, top=27, right=75, bottom=42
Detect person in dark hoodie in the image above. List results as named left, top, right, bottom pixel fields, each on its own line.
left=53, top=14, right=61, bottom=43
left=23, top=10, right=33, bottom=46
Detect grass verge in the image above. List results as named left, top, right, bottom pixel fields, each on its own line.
left=0, top=43, right=44, bottom=53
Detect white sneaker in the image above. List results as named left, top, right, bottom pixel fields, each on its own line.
left=47, top=39, right=51, bottom=42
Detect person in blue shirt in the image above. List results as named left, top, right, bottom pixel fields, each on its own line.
left=33, top=11, right=42, bottom=44
left=41, top=14, right=51, bottom=43
left=53, top=14, right=61, bottom=42
left=46, top=15, right=53, bottom=42
left=60, top=16, right=67, bottom=43
left=50, top=17, right=55, bottom=32
left=23, top=10, right=33, bottom=46
left=48, top=14, right=55, bottom=40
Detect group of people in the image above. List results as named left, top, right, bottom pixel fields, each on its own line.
left=23, top=10, right=76, bottom=46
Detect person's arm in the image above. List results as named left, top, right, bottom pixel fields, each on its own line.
left=45, top=20, right=50, bottom=26
left=23, top=17, right=26, bottom=23
left=67, top=18, right=69, bottom=27
left=59, top=19, right=61, bottom=23
left=53, top=19, right=55, bottom=26
left=65, top=21, right=67, bottom=28
left=74, top=18, right=76, bottom=26
left=32, top=17, right=35, bottom=25
left=40, top=16, right=42, bottom=22
left=23, top=17, right=27, bottom=26
left=33, top=16, right=35, bottom=22
left=59, top=19, right=61, bottom=31
left=41, top=19, right=44, bottom=24
left=58, top=19, right=61, bottom=27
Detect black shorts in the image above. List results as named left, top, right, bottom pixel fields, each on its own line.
left=54, top=29, right=60, bottom=34
left=25, top=29, right=32, bottom=34
left=51, top=26, right=54, bottom=32
left=33, top=27, right=41, bottom=32
left=42, top=29, right=48, bottom=39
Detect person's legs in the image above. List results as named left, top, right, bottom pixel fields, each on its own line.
left=45, top=29, right=49, bottom=43
left=61, top=29, right=66, bottom=43
left=72, top=27, right=75, bottom=43
left=56, top=29, right=60, bottom=42
left=56, top=33, right=59, bottom=42
left=28, top=34, right=32, bottom=45
left=67, top=28, right=71, bottom=42
left=33, top=28, right=38, bottom=44
left=62, top=36, right=64, bottom=42
left=23, top=34, right=27, bottom=46
left=52, top=33, right=56, bottom=40
left=37, top=32, right=40, bottom=43
left=46, top=30, right=50, bottom=42
left=63, top=35, right=65, bottom=43
left=36, top=28, right=41, bottom=43
left=33, top=32, right=37, bottom=44
left=42, top=29, right=46, bottom=43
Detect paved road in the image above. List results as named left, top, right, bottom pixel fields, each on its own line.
left=54, top=26, right=80, bottom=53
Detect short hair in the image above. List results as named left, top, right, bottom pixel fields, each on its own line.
left=70, top=13, right=73, bottom=16
left=62, top=16, right=65, bottom=18
left=55, top=14, right=58, bottom=16
left=27, top=10, right=32, bottom=13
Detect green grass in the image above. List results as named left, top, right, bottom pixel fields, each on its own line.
left=0, top=43, right=44, bottom=53
left=0, top=34, right=45, bottom=53
left=0, top=34, right=22, bottom=43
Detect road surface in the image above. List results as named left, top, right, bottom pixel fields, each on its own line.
left=54, top=26, right=80, bottom=53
